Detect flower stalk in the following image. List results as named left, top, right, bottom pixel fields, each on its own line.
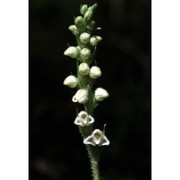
left=63, top=3, right=110, bottom=180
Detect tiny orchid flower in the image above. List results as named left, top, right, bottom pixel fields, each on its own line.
left=64, top=46, right=79, bottom=58
left=74, top=111, right=94, bottom=126
left=94, top=88, right=109, bottom=101
left=63, top=75, right=78, bottom=88
left=80, top=48, right=91, bottom=61
left=72, top=89, right=88, bottom=104
left=89, top=66, right=102, bottom=79
left=80, top=32, right=91, bottom=44
left=83, top=129, right=110, bottom=146
left=78, top=62, right=90, bottom=76
left=90, top=36, right=102, bottom=46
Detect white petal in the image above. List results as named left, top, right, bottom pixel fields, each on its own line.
left=88, top=115, right=94, bottom=124
left=74, top=117, right=84, bottom=126
left=83, top=134, right=96, bottom=146
left=72, top=95, right=78, bottom=102
left=100, top=134, right=110, bottom=146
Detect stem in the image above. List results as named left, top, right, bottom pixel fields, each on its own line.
left=86, top=145, right=100, bottom=180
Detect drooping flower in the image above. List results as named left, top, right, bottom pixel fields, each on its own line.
left=83, top=129, right=110, bottom=146
left=94, top=88, right=109, bottom=101
left=74, top=111, right=94, bottom=126
left=72, top=89, right=88, bottom=104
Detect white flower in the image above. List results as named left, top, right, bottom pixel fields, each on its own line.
left=72, top=89, right=88, bottom=104
left=83, top=129, right=110, bottom=146
left=90, top=36, right=102, bottom=46
left=63, top=75, right=78, bottom=88
left=78, top=63, right=90, bottom=76
left=94, top=88, right=109, bottom=101
left=64, top=46, right=79, bottom=58
left=80, top=48, right=91, bottom=61
left=89, top=66, right=102, bottom=79
left=74, top=111, right=94, bottom=127
left=80, top=32, right=91, bottom=44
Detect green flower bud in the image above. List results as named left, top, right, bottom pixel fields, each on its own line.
left=75, top=16, right=84, bottom=27
left=63, top=75, right=78, bottom=88
left=79, top=32, right=91, bottom=44
left=90, top=36, right=102, bottom=46
left=80, top=48, right=91, bottom=61
left=64, top=46, right=79, bottom=58
left=78, top=63, right=90, bottom=76
left=89, top=66, right=102, bottom=79
left=80, top=4, right=88, bottom=15
left=69, top=25, right=78, bottom=35
left=84, top=10, right=93, bottom=22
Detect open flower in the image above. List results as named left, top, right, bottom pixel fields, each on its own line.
left=74, top=111, right=94, bottom=126
left=83, top=129, right=110, bottom=146
left=72, top=89, right=88, bottom=104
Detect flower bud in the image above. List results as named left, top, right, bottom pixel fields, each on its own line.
left=79, top=32, right=90, bottom=44
left=72, top=89, right=88, bottom=104
left=63, top=75, right=78, bottom=88
left=78, top=63, right=90, bottom=76
left=84, top=10, right=93, bottom=22
left=69, top=25, right=78, bottom=35
left=80, top=48, right=91, bottom=61
left=83, top=129, right=110, bottom=146
left=89, top=66, right=102, bottom=79
left=94, top=88, right=109, bottom=101
left=64, top=46, right=79, bottom=58
left=80, top=4, right=88, bottom=15
left=74, top=16, right=84, bottom=27
left=90, top=36, right=102, bottom=46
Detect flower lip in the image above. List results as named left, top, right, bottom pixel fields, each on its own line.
left=83, top=129, right=110, bottom=146
left=74, top=111, right=94, bottom=127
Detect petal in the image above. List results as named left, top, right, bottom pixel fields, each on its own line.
left=83, top=134, right=96, bottom=146
left=88, top=115, right=94, bottom=124
left=100, top=134, right=110, bottom=146
left=74, top=117, right=84, bottom=126
left=72, top=95, right=77, bottom=102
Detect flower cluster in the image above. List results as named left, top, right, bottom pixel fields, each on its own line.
left=63, top=4, right=109, bottom=146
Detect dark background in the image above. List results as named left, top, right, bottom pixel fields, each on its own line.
left=29, top=0, right=151, bottom=179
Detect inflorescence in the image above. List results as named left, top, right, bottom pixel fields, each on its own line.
left=63, top=3, right=110, bottom=147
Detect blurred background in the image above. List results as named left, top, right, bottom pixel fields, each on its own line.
left=29, top=0, right=151, bottom=179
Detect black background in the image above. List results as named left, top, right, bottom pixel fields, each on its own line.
left=29, top=0, right=151, bottom=179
